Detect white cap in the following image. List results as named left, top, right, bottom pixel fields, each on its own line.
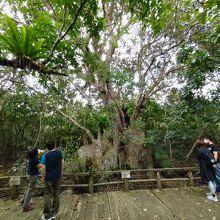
left=38, top=149, right=45, bottom=153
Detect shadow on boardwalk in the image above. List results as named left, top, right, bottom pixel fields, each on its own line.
left=0, top=187, right=219, bottom=220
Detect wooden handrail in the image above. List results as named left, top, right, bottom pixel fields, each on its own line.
left=0, top=167, right=200, bottom=197
left=0, top=167, right=199, bottom=179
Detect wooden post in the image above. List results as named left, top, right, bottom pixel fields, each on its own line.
left=121, top=171, right=131, bottom=192
left=187, top=170, right=194, bottom=186
left=156, top=172, right=162, bottom=189
left=88, top=173, right=94, bottom=194
left=9, top=177, right=21, bottom=200
left=123, top=178, right=129, bottom=192
left=11, top=185, right=19, bottom=199
left=71, top=176, right=75, bottom=194
left=0, top=165, right=3, bottom=176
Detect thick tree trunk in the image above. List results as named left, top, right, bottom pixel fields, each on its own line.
left=113, top=121, right=124, bottom=169
left=122, top=128, right=145, bottom=169
left=145, top=146, right=155, bottom=178
left=169, top=140, right=173, bottom=159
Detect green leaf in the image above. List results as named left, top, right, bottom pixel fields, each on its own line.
left=29, top=38, right=45, bottom=58
left=20, top=26, right=27, bottom=54
left=0, top=34, right=16, bottom=51
left=5, top=16, right=21, bottom=54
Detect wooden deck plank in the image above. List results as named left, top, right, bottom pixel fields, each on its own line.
left=1, top=187, right=220, bottom=220
left=110, top=191, right=134, bottom=220
left=115, top=191, right=146, bottom=220
left=84, top=192, right=110, bottom=220
left=129, top=190, right=176, bottom=220
left=152, top=187, right=220, bottom=220
left=23, top=197, right=43, bottom=220
left=108, top=191, right=124, bottom=220
left=107, top=191, right=120, bottom=220
left=0, top=197, right=42, bottom=220
left=96, top=192, right=107, bottom=219
left=0, top=199, right=20, bottom=219
left=91, top=193, right=99, bottom=220
left=66, top=194, right=81, bottom=220
left=56, top=190, right=73, bottom=220
left=84, top=194, right=97, bottom=220
left=62, top=194, right=78, bottom=220
left=101, top=192, right=111, bottom=220
left=174, top=187, right=220, bottom=219
left=77, top=194, right=88, bottom=220
left=123, top=191, right=151, bottom=220
left=0, top=199, right=26, bottom=220
left=152, top=188, right=196, bottom=219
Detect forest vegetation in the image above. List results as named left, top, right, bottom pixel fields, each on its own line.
left=0, top=0, right=219, bottom=173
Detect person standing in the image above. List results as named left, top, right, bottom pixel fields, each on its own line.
left=203, top=136, right=219, bottom=163
left=196, top=139, right=218, bottom=202
left=204, top=136, right=220, bottom=192
left=41, top=141, right=64, bottom=220
left=22, top=148, right=42, bottom=212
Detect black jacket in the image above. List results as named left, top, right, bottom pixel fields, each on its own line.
left=197, top=147, right=215, bottom=183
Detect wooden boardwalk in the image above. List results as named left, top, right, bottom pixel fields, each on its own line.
left=0, top=187, right=220, bottom=220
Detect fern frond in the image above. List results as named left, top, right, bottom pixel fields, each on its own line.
left=5, top=16, right=21, bottom=54
left=20, top=26, right=27, bottom=54
left=1, top=16, right=45, bottom=59
left=25, top=28, right=33, bottom=55
left=29, top=38, right=45, bottom=59
left=0, top=35, right=17, bottom=52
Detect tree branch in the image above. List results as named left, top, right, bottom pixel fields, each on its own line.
left=6, top=78, right=95, bottom=143
left=70, top=79, right=90, bottom=101
left=33, top=109, right=44, bottom=148
left=186, top=125, right=207, bottom=161
left=130, top=22, right=198, bottom=123
left=105, top=81, right=126, bottom=128
left=47, top=0, right=88, bottom=60
left=46, top=5, right=67, bottom=62
left=0, top=56, right=67, bottom=76
left=56, top=108, right=95, bottom=143
left=131, top=64, right=185, bottom=122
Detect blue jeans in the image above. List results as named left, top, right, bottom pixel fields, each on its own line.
left=215, top=162, right=220, bottom=186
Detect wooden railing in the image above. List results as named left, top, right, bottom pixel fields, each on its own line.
left=0, top=167, right=200, bottom=199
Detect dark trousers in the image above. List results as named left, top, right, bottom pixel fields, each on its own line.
left=43, top=178, right=61, bottom=218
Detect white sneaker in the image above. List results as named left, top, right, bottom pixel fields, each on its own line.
left=41, top=215, right=52, bottom=220
left=207, top=195, right=218, bottom=202
left=51, top=211, right=58, bottom=219
left=206, top=192, right=212, bottom=196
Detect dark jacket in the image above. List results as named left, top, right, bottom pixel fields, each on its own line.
left=197, top=146, right=215, bottom=183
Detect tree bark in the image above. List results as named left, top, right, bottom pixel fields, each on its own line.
left=0, top=57, right=67, bottom=76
